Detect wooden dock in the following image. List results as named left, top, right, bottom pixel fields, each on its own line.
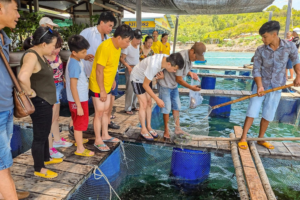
left=234, top=126, right=268, bottom=200
left=117, top=85, right=300, bottom=99
left=192, top=65, right=252, bottom=71
left=12, top=95, right=300, bottom=199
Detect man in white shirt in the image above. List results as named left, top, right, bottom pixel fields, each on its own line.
left=130, top=53, right=184, bottom=140
left=120, top=29, right=142, bottom=114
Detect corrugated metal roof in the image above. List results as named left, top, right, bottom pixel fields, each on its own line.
left=112, top=0, right=275, bottom=15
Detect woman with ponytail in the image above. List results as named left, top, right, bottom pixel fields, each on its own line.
left=18, top=26, right=62, bottom=179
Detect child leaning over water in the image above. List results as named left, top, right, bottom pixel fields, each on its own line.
left=65, top=35, right=94, bottom=157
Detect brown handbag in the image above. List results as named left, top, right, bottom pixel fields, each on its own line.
left=0, top=46, right=35, bottom=118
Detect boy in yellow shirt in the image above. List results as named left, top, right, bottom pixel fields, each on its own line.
left=89, top=24, right=133, bottom=151
left=151, top=30, right=163, bottom=54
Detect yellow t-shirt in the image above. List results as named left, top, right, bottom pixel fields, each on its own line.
left=89, top=38, right=121, bottom=93
left=151, top=40, right=163, bottom=54
left=161, top=42, right=170, bottom=55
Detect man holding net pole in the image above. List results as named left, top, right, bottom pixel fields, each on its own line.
left=238, top=21, right=300, bottom=150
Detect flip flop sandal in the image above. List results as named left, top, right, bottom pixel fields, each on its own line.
left=110, top=115, right=116, bottom=119
left=94, top=144, right=110, bottom=152
left=103, top=137, right=120, bottom=143
left=149, top=130, right=158, bottom=138
left=126, top=111, right=134, bottom=115
left=75, top=138, right=89, bottom=146
left=257, top=142, right=274, bottom=149
left=140, top=132, right=154, bottom=141
left=74, top=149, right=94, bottom=157
left=238, top=142, right=248, bottom=150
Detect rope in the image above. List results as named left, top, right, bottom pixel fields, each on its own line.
left=92, top=165, right=122, bottom=200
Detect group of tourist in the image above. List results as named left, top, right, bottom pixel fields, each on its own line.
left=1, top=0, right=300, bottom=199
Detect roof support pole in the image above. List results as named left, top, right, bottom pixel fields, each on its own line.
left=268, top=11, right=272, bottom=21
left=89, top=3, right=93, bottom=27
left=284, top=0, right=292, bottom=39
left=33, top=0, right=39, bottom=12
left=172, top=15, right=179, bottom=54
left=136, top=0, right=142, bottom=30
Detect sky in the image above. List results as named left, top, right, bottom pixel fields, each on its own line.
left=267, top=0, right=300, bottom=10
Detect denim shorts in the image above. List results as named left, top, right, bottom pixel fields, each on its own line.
left=0, top=109, right=14, bottom=170
left=111, top=71, right=119, bottom=96
left=55, top=82, right=64, bottom=104
left=246, top=84, right=281, bottom=122
left=286, top=59, right=293, bottom=69
left=158, top=85, right=181, bottom=114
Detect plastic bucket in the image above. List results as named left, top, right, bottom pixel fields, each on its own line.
left=238, top=71, right=251, bottom=83
left=209, top=96, right=231, bottom=118
left=201, top=77, right=216, bottom=89
left=274, top=99, right=300, bottom=124
left=224, top=71, right=236, bottom=80
left=171, top=148, right=211, bottom=185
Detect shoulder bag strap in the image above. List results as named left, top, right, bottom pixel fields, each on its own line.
left=0, top=46, right=22, bottom=92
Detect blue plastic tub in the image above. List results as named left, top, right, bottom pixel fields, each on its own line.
left=209, top=96, right=231, bottom=118
left=201, top=77, right=216, bottom=89
left=274, top=99, right=300, bottom=124
left=171, top=148, right=211, bottom=185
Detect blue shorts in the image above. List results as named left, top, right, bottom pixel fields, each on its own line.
left=158, top=85, right=181, bottom=114
left=246, top=84, right=281, bottom=122
left=111, top=71, right=119, bottom=96
left=55, top=82, right=64, bottom=104
left=0, top=109, right=14, bottom=170
left=286, top=59, right=293, bottom=69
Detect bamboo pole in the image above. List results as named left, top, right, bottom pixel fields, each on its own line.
left=211, top=83, right=294, bottom=110
left=249, top=141, right=276, bottom=200
left=229, top=133, right=249, bottom=200
left=191, top=137, right=300, bottom=142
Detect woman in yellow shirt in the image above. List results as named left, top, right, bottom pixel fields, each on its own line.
left=161, top=33, right=170, bottom=55
left=151, top=30, right=163, bottom=54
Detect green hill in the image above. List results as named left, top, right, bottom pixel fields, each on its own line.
left=170, top=5, right=300, bottom=44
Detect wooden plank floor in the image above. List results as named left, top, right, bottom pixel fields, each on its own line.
left=234, top=126, right=268, bottom=200
left=117, top=85, right=300, bottom=98
left=12, top=131, right=119, bottom=200
left=192, top=65, right=252, bottom=71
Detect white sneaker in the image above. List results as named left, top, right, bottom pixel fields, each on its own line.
left=50, top=148, right=64, bottom=158
left=53, top=138, right=73, bottom=148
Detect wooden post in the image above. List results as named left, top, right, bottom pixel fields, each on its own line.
left=89, top=3, right=93, bottom=27
left=29, top=0, right=32, bottom=13
left=172, top=15, right=179, bottom=54
left=284, top=0, right=293, bottom=39
left=249, top=142, right=277, bottom=200
left=136, top=0, right=142, bottom=30
left=33, top=0, right=39, bottom=12
left=71, top=6, right=75, bottom=25
left=229, top=133, right=249, bottom=200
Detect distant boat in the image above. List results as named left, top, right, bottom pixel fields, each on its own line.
left=195, top=60, right=207, bottom=64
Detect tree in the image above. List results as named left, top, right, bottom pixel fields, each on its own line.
left=266, top=5, right=281, bottom=12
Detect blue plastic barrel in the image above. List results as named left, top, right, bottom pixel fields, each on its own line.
left=171, top=148, right=211, bottom=185
left=274, top=99, right=300, bottom=124
left=201, top=77, right=216, bottom=89
left=224, top=70, right=236, bottom=80
left=238, top=71, right=251, bottom=83
left=209, top=96, right=231, bottom=118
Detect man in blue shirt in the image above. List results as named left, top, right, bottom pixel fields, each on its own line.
left=239, top=21, right=300, bottom=150
left=0, top=0, right=29, bottom=199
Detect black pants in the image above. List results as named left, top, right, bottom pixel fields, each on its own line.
left=30, top=96, right=52, bottom=172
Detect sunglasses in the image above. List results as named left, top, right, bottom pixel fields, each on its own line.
left=39, top=27, right=53, bottom=42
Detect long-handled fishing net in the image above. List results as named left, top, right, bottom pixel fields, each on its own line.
left=170, top=83, right=295, bottom=143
